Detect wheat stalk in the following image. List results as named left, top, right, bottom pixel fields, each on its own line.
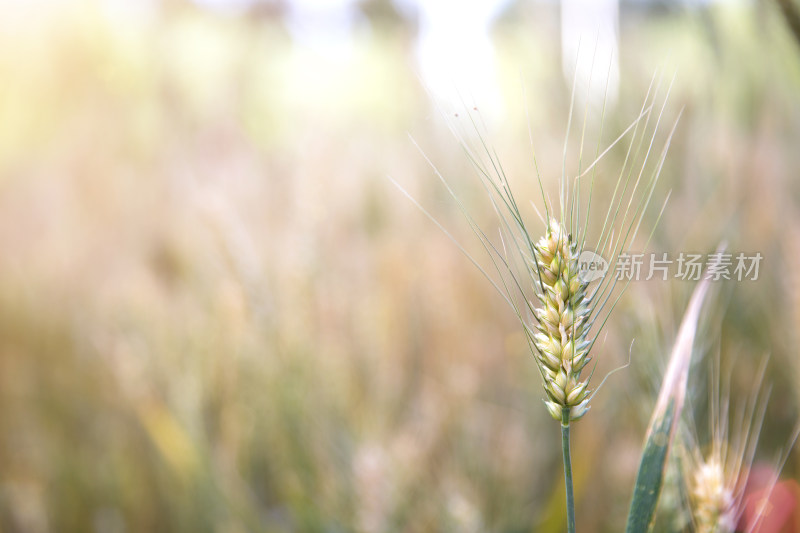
left=392, top=62, right=679, bottom=533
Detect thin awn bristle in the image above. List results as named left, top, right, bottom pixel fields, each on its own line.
left=521, top=75, right=552, bottom=224
left=593, top=69, right=659, bottom=255
left=580, top=51, right=615, bottom=252
left=586, top=84, right=679, bottom=338
left=571, top=37, right=600, bottom=236
left=561, top=41, right=582, bottom=223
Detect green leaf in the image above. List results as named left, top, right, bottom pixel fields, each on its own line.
left=625, top=276, right=711, bottom=532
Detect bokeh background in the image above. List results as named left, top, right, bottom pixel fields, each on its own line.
left=1, top=0, right=800, bottom=531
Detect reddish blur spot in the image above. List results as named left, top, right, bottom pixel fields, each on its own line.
left=739, top=465, right=799, bottom=533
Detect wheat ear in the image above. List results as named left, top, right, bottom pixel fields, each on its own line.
left=534, top=219, right=592, bottom=422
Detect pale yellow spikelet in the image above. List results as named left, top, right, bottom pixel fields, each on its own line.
left=533, top=219, right=592, bottom=422
left=690, top=454, right=737, bottom=533
left=681, top=352, right=781, bottom=533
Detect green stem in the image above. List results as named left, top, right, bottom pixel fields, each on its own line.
left=561, top=407, right=576, bottom=533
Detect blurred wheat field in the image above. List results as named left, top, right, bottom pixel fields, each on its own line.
left=0, top=1, right=800, bottom=532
